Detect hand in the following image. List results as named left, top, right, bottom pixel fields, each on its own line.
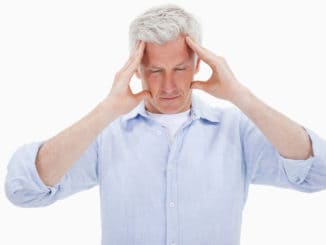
left=185, top=36, right=248, bottom=102
left=105, top=40, right=152, bottom=115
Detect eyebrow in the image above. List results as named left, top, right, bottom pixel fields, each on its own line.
left=148, top=60, right=189, bottom=69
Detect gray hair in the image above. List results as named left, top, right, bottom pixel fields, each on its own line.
left=128, top=4, right=202, bottom=56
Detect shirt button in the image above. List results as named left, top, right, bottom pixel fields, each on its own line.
left=169, top=202, right=175, bottom=208
left=170, top=242, right=176, bottom=245
left=156, top=130, right=162, bottom=135
left=295, top=176, right=301, bottom=183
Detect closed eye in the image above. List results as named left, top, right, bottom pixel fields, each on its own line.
left=149, top=68, right=185, bottom=73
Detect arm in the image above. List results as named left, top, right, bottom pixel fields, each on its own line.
left=37, top=41, right=150, bottom=187
left=185, top=35, right=312, bottom=160
left=35, top=98, right=120, bottom=187
left=230, top=86, right=313, bottom=160
left=5, top=40, right=151, bottom=206
left=186, top=36, right=326, bottom=192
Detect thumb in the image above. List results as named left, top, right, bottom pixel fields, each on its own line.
left=134, top=90, right=152, bottom=102
left=190, top=81, right=205, bottom=90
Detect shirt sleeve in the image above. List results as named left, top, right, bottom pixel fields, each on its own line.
left=5, top=136, right=99, bottom=207
left=239, top=110, right=326, bottom=193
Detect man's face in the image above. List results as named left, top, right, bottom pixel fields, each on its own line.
left=136, top=34, right=200, bottom=114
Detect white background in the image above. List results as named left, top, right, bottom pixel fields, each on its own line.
left=1, top=0, right=326, bottom=244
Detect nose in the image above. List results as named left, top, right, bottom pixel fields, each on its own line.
left=161, top=73, right=177, bottom=95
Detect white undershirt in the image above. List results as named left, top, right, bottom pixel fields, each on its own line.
left=146, top=109, right=191, bottom=145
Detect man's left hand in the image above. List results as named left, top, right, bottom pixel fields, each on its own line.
left=185, top=36, right=248, bottom=102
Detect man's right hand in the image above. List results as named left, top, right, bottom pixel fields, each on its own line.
left=34, top=41, right=151, bottom=187
left=105, top=40, right=151, bottom=115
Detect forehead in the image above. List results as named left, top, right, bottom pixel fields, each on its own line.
left=142, top=35, right=193, bottom=67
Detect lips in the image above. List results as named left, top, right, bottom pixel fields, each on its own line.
left=160, top=96, right=179, bottom=100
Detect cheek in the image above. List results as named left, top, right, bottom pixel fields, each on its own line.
left=175, top=71, right=193, bottom=87
left=145, top=77, right=162, bottom=91
left=141, top=73, right=159, bottom=88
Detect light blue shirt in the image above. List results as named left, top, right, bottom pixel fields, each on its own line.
left=5, top=92, right=326, bottom=245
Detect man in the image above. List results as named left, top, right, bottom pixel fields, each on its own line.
left=5, top=4, right=326, bottom=245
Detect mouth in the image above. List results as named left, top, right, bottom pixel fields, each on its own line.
left=160, top=96, right=180, bottom=101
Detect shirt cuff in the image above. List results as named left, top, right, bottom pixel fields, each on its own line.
left=281, top=126, right=318, bottom=185
left=5, top=141, right=61, bottom=205
left=28, top=141, right=61, bottom=192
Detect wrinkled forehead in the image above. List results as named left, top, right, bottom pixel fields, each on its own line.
left=141, top=35, right=194, bottom=68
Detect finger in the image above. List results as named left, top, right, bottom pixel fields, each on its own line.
left=118, top=40, right=143, bottom=74
left=132, top=41, right=145, bottom=66
left=125, top=41, right=145, bottom=77
left=114, top=42, right=143, bottom=87
left=190, top=80, right=206, bottom=90
left=120, top=40, right=143, bottom=72
left=185, top=36, right=216, bottom=68
left=133, top=89, right=152, bottom=102
left=122, top=41, right=145, bottom=83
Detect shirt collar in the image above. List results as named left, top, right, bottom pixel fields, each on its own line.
left=120, top=92, right=221, bottom=129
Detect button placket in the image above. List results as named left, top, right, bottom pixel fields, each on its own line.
left=166, top=131, right=181, bottom=245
